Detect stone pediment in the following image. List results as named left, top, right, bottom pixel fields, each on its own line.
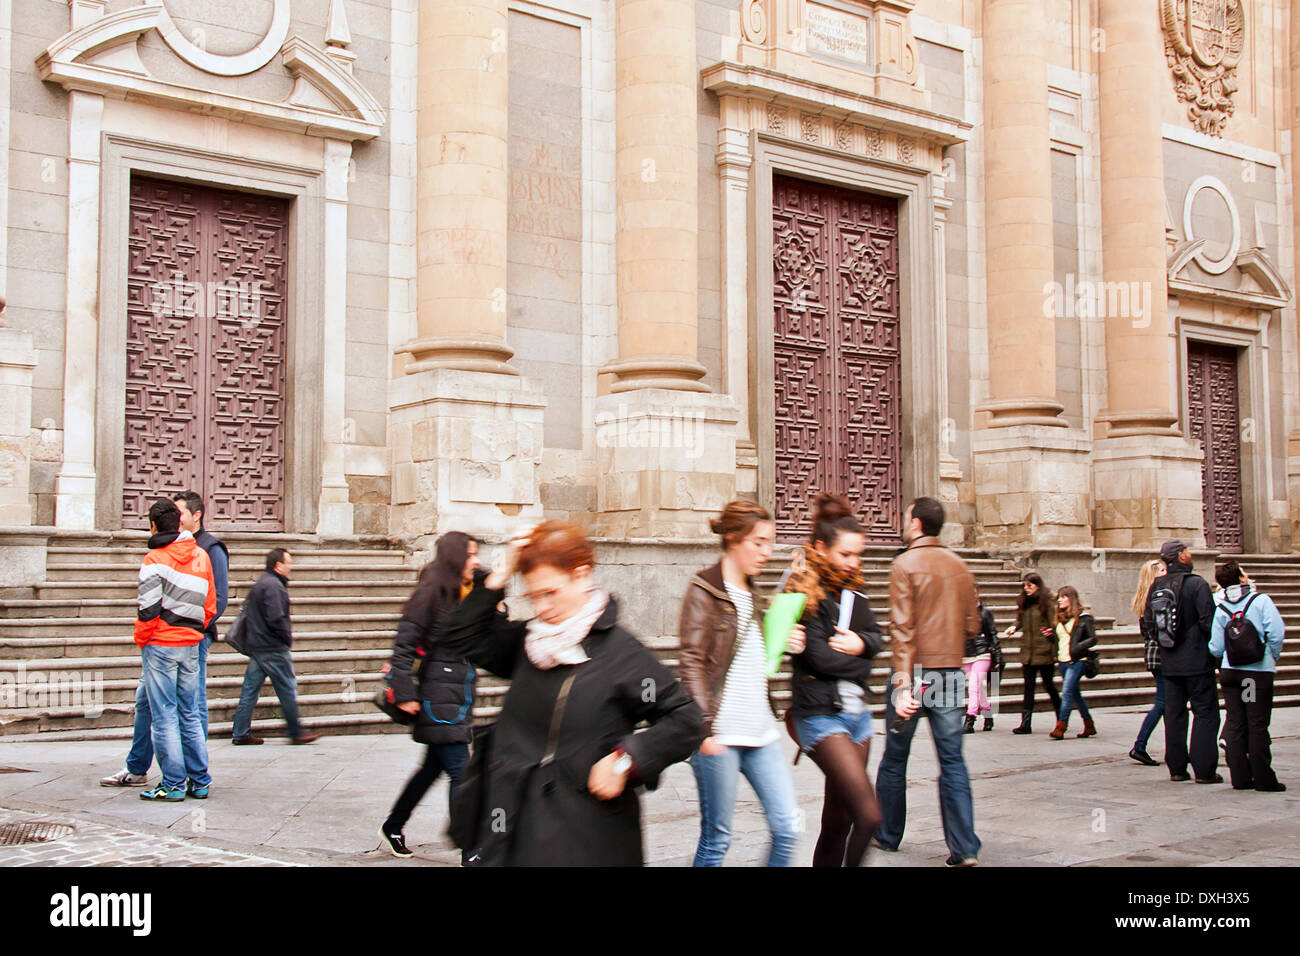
left=1167, top=241, right=1291, bottom=310
left=36, top=3, right=384, bottom=142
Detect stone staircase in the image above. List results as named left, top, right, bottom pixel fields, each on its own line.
left=2, top=536, right=1299, bottom=740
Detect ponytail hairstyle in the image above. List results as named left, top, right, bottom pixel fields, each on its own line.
left=1016, top=571, right=1054, bottom=619
left=809, top=492, right=863, bottom=548
left=709, top=500, right=773, bottom=550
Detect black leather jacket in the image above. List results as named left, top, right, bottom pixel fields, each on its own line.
left=790, top=588, right=883, bottom=718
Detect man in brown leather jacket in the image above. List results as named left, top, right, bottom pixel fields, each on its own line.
left=873, top=497, right=982, bottom=865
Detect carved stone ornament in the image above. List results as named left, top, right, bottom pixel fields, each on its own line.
left=1160, top=0, right=1245, bottom=137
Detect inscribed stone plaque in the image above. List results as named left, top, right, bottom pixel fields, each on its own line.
left=806, top=3, right=870, bottom=65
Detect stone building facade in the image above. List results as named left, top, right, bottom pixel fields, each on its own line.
left=0, top=0, right=1297, bottom=588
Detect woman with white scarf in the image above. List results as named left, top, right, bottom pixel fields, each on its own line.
left=439, top=521, right=703, bottom=866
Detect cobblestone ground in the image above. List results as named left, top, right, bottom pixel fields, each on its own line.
left=1, top=703, right=1297, bottom=867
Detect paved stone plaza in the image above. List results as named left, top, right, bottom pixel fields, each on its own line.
left=2, top=703, right=1298, bottom=868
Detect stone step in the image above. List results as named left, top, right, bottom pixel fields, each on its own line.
left=25, top=580, right=420, bottom=601
left=45, top=546, right=413, bottom=567
left=43, top=564, right=421, bottom=583
left=0, top=612, right=400, bottom=640
left=0, top=595, right=409, bottom=621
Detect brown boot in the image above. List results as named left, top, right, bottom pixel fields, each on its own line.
left=1076, top=719, right=1097, bottom=738
left=1048, top=720, right=1067, bottom=739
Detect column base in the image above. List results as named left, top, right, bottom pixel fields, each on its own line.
left=0, top=329, right=36, bottom=527
left=938, top=454, right=965, bottom=547
left=388, top=368, right=547, bottom=539
left=316, top=477, right=354, bottom=536
left=54, top=470, right=96, bottom=530
left=972, top=427, right=1093, bottom=549
left=591, top=389, right=739, bottom=538
left=1092, top=434, right=1205, bottom=550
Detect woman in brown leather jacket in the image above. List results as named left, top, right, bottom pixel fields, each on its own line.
left=1008, top=572, right=1060, bottom=734
left=678, top=501, right=805, bottom=866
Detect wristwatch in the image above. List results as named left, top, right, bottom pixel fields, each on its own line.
left=612, top=750, right=633, bottom=776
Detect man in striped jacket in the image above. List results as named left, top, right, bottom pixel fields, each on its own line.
left=133, top=498, right=217, bottom=801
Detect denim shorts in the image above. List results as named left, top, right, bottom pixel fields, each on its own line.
left=796, top=710, right=874, bottom=753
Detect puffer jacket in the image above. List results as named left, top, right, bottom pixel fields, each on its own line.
left=389, top=567, right=483, bottom=746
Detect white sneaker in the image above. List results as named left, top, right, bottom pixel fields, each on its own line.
left=100, top=768, right=148, bottom=787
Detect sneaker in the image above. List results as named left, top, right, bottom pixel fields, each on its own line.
left=139, top=784, right=186, bottom=801
left=379, top=827, right=413, bottom=859
left=100, top=768, right=148, bottom=787
left=185, top=780, right=210, bottom=799
left=945, top=854, right=979, bottom=867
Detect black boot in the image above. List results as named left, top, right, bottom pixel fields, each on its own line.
left=1012, top=710, right=1033, bottom=735
left=962, top=714, right=976, bottom=734
left=982, top=717, right=994, bottom=732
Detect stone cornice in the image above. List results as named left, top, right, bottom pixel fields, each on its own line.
left=36, top=6, right=384, bottom=142
left=701, top=60, right=971, bottom=146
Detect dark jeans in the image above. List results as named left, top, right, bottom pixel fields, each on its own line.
left=1163, top=671, right=1220, bottom=779
left=1219, top=669, right=1277, bottom=790
left=1134, top=669, right=1165, bottom=751
left=232, top=648, right=304, bottom=740
left=385, top=742, right=470, bottom=833
left=875, top=668, right=980, bottom=861
left=1021, top=664, right=1061, bottom=716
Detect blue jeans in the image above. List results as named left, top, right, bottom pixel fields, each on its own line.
left=797, top=710, right=874, bottom=753
left=690, top=740, right=800, bottom=866
left=232, top=648, right=304, bottom=740
left=1135, top=670, right=1165, bottom=751
left=875, top=668, right=980, bottom=860
left=140, top=643, right=210, bottom=790
left=127, top=635, right=210, bottom=776
left=1057, top=661, right=1092, bottom=726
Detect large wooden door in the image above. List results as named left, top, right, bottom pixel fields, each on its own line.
left=123, top=177, right=290, bottom=531
left=1186, top=341, right=1244, bottom=552
left=772, top=175, right=902, bottom=541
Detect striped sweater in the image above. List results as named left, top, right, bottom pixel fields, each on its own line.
left=133, top=531, right=217, bottom=647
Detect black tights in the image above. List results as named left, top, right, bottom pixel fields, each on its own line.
left=808, top=733, right=881, bottom=867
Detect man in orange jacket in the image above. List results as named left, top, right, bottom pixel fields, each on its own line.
left=134, top=498, right=217, bottom=801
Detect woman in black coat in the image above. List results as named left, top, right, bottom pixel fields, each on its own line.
left=784, top=493, right=884, bottom=867
left=440, top=521, right=703, bottom=866
left=379, top=532, right=480, bottom=859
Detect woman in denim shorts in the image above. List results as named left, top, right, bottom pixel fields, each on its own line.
left=783, top=492, right=884, bottom=867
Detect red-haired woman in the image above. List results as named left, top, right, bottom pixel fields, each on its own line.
left=679, top=501, right=805, bottom=866
left=783, top=493, right=884, bottom=867
left=440, top=522, right=702, bottom=866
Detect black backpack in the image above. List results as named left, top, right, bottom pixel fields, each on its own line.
left=1223, top=594, right=1265, bottom=667
left=1148, top=573, right=1188, bottom=650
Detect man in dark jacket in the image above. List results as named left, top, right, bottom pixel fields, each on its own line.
left=230, top=548, right=319, bottom=745
left=1143, top=539, right=1219, bottom=783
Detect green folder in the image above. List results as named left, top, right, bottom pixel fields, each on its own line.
left=763, top=592, right=806, bottom=677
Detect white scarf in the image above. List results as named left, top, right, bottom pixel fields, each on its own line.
left=524, top=588, right=608, bottom=670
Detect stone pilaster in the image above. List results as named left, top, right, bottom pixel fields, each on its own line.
left=389, top=370, right=546, bottom=539
left=0, top=327, right=36, bottom=526
left=591, top=392, right=739, bottom=539
left=1289, top=0, right=1300, bottom=545
left=973, top=429, right=1092, bottom=549
left=1092, top=0, right=1203, bottom=548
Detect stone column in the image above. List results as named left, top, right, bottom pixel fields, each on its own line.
left=593, top=0, right=738, bottom=537
left=1092, top=0, right=1204, bottom=548
left=318, top=139, right=353, bottom=535
left=972, top=0, right=1089, bottom=549
left=389, top=0, right=546, bottom=539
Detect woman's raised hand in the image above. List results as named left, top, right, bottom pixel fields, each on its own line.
left=485, top=526, right=534, bottom=590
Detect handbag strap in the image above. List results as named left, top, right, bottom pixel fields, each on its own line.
left=539, top=669, right=578, bottom=768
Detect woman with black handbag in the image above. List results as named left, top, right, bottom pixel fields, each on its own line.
left=440, top=521, right=702, bottom=866
left=1048, top=586, right=1099, bottom=740
left=378, top=532, right=479, bottom=859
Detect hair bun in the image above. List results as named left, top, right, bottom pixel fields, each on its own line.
left=708, top=516, right=726, bottom=535
left=811, top=491, right=853, bottom=525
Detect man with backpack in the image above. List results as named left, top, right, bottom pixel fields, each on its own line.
left=1142, top=540, right=1220, bottom=784
left=1209, top=562, right=1286, bottom=792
